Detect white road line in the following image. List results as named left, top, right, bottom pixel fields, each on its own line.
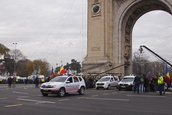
left=0, top=97, right=8, bottom=100
left=4, top=104, right=23, bottom=108
left=81, top=97, right=130, bottom=101
left=58, top=99, right=70, bottom=102
left=103, top=93, right=109, bottom=95
left=17, top=98, right=56, bottom=104
left=13, top=91, right=29, bottom=95
left=17, top=96, right=30, bottom=98
left=127, top=95, right=165, bottom=98
left=91, top=95, right=99, bottom=97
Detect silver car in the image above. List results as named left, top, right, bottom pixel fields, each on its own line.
left=95, top=76, right=119, bottom=90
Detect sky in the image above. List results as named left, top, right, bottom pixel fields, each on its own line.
left=0, top=0, right=172, bottom=67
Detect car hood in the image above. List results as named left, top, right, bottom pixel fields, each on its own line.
left=96, top=81, right=109, bottom=84
left=118, top=81, right=133, bottom=85
left=41, top=82, right=64, bottom=86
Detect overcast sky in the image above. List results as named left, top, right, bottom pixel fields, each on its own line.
left=0, top=0, right=172, bottom=67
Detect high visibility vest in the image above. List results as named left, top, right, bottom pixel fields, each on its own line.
left=158, top=76, right=164, bottom=84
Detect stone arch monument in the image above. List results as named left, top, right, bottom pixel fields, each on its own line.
left=82, top=0, right=172, bottom=76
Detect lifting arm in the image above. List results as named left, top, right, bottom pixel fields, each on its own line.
left=139, top=45, right=172, bottom=67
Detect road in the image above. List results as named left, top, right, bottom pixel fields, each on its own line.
left=0, top=85, right=172, bottom=115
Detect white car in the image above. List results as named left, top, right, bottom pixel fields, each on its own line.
left=40, top=75, right=86, bottom=97
left=95, top=76, right=119, bottom=90
left=117, top=75, right=136, bottom=91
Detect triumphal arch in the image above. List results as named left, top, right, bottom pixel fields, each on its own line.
left=83, top=0, right=172, bottom=76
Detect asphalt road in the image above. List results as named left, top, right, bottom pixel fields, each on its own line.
left=0, top=85, right=172, bottom=115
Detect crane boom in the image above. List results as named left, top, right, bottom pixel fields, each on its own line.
left=140, top=45, right=172, bottom=67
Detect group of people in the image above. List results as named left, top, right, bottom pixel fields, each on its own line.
left=133, top=73, right=171, bottom=95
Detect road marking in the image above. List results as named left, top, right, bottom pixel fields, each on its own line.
left=80, top=97, right=130, bottom=101
left=103, top=93, right=109, bottom=96
left=127, top=95, right=165, bottom=98
left=17, top=96, right=30, bottom=98
left=13, top=91, right=29, bottom=95
left=4, top=104, right=23, bottom=108
left=77, top=96, right=88, bottom=99
left=58, top=99, right=70, bottom=102
left=17, top=98, right=56, bottom=104
left=0, top=97, right=8, bottom=100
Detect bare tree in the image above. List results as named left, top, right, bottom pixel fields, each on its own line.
left=9, top=49, right=26, bottom=62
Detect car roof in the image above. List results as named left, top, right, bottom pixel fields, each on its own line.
left=58, top=75, right=82, bottom=78
left=123, top=75, right=135, bottom=78
left=102, top=75, right=114, bottom=78
left=58, top=75, right=69, bottom=78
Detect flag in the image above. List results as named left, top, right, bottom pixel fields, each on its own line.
left=50, top=67, right=55, bottom=79
left=165, top=64, right=171, bottom=84
left=58, top=67, right=67, bottom=75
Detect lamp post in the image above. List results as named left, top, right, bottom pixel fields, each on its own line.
left=13, top=42, right=17, bottom=76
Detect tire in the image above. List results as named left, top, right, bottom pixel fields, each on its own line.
left=79, top=87, right=85, bottom=95
left=42, top=93, right=48, bottom=97
left=96, top=87, right=99, bottom=90
left=58, top=88, right=65, bottom=97
left=106, top=85, right=111, bottom=90
left=118, top=88, right=121, bottom=91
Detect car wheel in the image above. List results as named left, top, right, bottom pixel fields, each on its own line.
left=96, top=87, right=99, bottom=90
left=58, top=88, right=65, bottom=97
left=42, top=93, right=48, bottom=97
left=79, top=87, right=85, bottom=95
left=106, top=85, right=111, bottom=90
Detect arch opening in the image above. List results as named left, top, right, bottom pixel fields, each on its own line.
left=121, top=0, right=172, bottom=75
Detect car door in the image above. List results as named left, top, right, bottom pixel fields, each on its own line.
left=65, top=77, right=79, bottom=93
left=65, top=77, right=75, bottom=93
left=72, top=76, right=80, bottom=92
left=110, top=77, right=118, bottom=87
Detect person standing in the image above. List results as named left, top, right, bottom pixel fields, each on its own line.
left=139, top=75, right=145, bottom=93
left=34, top=76, right=39, bottom=88
left=7, top=77, right=12, bottom=88
left=12, top=76, right=16, bottom=88
left=157, top=74, right=165, bottom=95
left=134, top=75, right=140, bottom=94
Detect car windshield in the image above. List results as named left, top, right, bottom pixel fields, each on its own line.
left=121, top=77, right=134, bottom=82
left=98, top=77, right=110, bottom=82
left=50, top=77, right=67, bottom=82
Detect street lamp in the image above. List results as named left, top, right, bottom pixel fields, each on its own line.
left=13, top=42, right=17, bottom=76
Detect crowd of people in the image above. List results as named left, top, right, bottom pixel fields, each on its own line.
left=133, top=73, right=171, bottom=95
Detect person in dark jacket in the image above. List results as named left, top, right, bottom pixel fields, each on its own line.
left=34, top=76, right=39, bottom=88
left=134, top=75, right=140, bottom=94
left=7, top=77, right=12, bottom=88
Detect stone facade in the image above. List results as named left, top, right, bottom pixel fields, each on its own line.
left=83, top=0, right=172, bottom=77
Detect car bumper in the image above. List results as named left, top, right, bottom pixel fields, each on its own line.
left=96, top=85, right=108, bottom=89
left=117, top=85, right=133, bottom=89
left=40, top=88, right=59, bottom=94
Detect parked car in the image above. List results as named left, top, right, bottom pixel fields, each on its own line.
left=117, top=75, right=136, bottom=91
left=40, top=75, right=86, bottom=97
left=95, top=75, right=119, bottom=90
